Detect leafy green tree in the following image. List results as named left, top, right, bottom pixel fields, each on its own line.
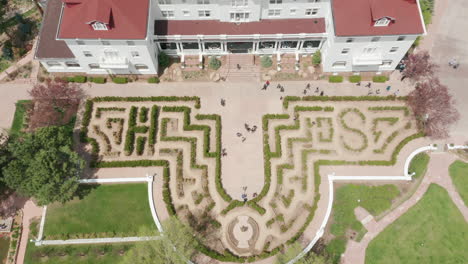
left=312, top=50, right=322, bottom=66
left=1, top=125, right=84, bottom=205
left=0, top=2, right=13, bottom=39
left=276, top=243, right=329, bottom=264
left=121, top=217, right=198, bottom=264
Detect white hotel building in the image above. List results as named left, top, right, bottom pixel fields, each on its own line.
left=35, top=0, right=426, bottom=75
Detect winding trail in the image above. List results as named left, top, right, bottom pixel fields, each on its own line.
left=342, top=152, right=468, bottom=264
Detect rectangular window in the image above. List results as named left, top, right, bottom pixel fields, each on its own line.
left=158, top=0, right=172, bottom=4
left=198, top=10, right=211, bottom=17
left=259, top=41, right=276, bottom=49
left=46, top=61, right=61, bottom=67
left=270, top=0, right=282, bottom=4
left=268, top=9, right=281, bottom=16
left=89, top=63, right=100, bottom=69
left=303, top=40, right=321, bottom=49
left=371, top=37, right=380, bottom=42
left=197, top=0, right=210, bottom=4
left=290, top=8, right=296, bottom=15
left=346, top=38, right=354, bottom=43
left=332, top=61, right=347, bottom=68
left=127, top=41, right=135, bottom=46
left=397, top=36, right=405, bottom=41
left=65, top=61, right=81, bottom=68
left=281, top=41, right=298, bottom=49
left=131, top=51, right=140, bottom=58
left=162, top=10, right=175, bottom=18
left=83, top=51, right=92, bottom=57
left=231, top=0, right=248, bottom=6
left=382, top=60, right=393, bottom=66
left=160, top=42, right=177, bottom=50
left=182, top=42, right=199, bottom=50
left=76, top=40, right=85, bottom=45
left=308, top=0, right=320, bottom=2
left=92, top=22, right=107, bottom=30
left=101, top=40, right=110, bottom=45
left=182, top=10, right=190, bottom=16
left=389, top=47, right=398, bottom=53
left=135, top=64, right=149, bottom=70
left=341, top=48, right=350, bottom=54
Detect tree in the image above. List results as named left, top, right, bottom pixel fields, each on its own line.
left=408, top=78, right=460, bottom=139
left=0, top=2, right=13, bottom=39
left=1, top=125, right=84, bottom=205
left=121, top=217, right=198, bottom=264
left=28, top=79, right=85, bottom=130
left=401, top=51, right=438, bottom=82
left=276, top=242, right=330, bottom=264
left=312, top=50, right=322, bottom=66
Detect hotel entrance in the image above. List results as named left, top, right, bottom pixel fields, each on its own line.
left=227, top=42, right=253, bottom=54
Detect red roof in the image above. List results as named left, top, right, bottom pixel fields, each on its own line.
left=332, top=0, right=425, bottom=36
left=58, top=0, right=149, bottom=40
left=154, top=18, right=326, bottom=36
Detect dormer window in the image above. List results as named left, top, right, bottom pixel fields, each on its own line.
left=92, top=22, right=108, bottom=31
left=374, top=17, right=390, bottom=27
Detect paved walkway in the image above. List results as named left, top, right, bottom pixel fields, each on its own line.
left=16, top=200, right=42, bottom=264
left=342, top=152, right=468, bottom=264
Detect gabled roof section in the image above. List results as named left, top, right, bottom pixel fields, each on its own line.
left=58, top=0, right=149, bottom=39
left=332, top=0, right=425, bottom=36
left=35, top=0, right=74, bottom=59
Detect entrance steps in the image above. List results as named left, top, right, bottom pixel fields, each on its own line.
left=220, top=54, right=260, bottom=82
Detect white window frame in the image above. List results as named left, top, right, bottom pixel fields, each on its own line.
left=131, top=51, right=140, bottom=58
left=397, top=36, right=406, bottom=41
left=182, top=10, right=190, bottom=16
left=270, top=0, right=282, bottom=4
left=198, top=10, right=211, bottom=17
left=65, top=61, right=81, bottom=68
left=158, top=0, right=172, bottom=4
left=83, top=51, right=92, bottom=57
left=341, top=48, right=350, bottom=54
left=197, top=0, right=210, bottom=4
left=46, top=61, right=62, bottom=68
left=346, top=38, right=354, bottom=43
left=88, top=63, right=101, bottom=70
left=268, top=9, right=281, bottom=17
left=231, top=0, right=248, bottom=7
left=230, top=12, right=250, bottom=22
left=382, top=60, right=393, bottom=67
left=374, top=17, right=390, bottom=27
left=332, top=61, right=347, bottom=68
left=389, top=47, right=398, bottom=53
left=92, top=22, right=108, bottom=31
left=371, top=37, right=380, bottom=42
left=135, top=64, right=149, bottom=70
left=162, top=10, right=175, bottom=18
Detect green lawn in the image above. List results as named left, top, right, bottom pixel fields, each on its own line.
left=326, top=184, right=400, bottom=263
left=10, top=100, right=31, bottom=135
left=0, top=236, right=10, bottom=264
left=449, top=160, right=468, bottom=206
left=366, top=184, right=468, bottom=264
left=330, top=184, right=400, bottom=237
left=43, top=184, right=154, bottom=239
left=409, top=153, right=430, bottom=179
left=24, top=242, right=133, bottom=264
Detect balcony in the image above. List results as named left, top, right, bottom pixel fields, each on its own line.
left=99, top=57, right=129, bottom=69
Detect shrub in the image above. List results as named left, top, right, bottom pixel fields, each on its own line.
left=112, top=77, right=128, bottom=84
left=139, top=107, right=149, bottom=123
left=136, top=137, right=146, bottom=156
left=66, top=76, right=75, bottom=83
left=312, top=50, right=322, bottom=65
left=208, top=57, right=221, bottom=70
left=73, top=75, right=87, bottom=83
left=329, top=75, right=343, bottom=83
left=2, top=40, right=14, bottom=60
left=349, top=75, right=361, bottom=83
left=373, top=76, right=388, bottom=83
left=158, top=52, right=170, bottom=68
left=148, top=77, right=160, bottom=83
left=91, top=77, right=106, bottom=84
left=261, top=56, right=273, bottom=68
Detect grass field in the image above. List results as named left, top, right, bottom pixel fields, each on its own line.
left=10, top=100, right=31, bottom=135
left=24, top=242, right=133, bottom=264
left=326, top=184, right=400, bottom=263
left=365, top=184, right=468, bottom=264
left=409, top=153, right=430, bottom=179
left=0, top=236, right=10, bottom=264
left=43, top=184, right=154, bottom=238
left=449, top=160, right=468, bottom=206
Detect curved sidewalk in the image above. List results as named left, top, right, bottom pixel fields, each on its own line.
left=342, top=152, right=468, bottom=264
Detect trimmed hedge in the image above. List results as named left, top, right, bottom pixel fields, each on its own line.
left=349, top=75, right=361, bottom=83
left=136, top=136, right=146, bottom=156
left=329, top=75, right=344, bottom=83
left=283, top=95, right=407, bottom=109
left=158, top=52, right=170, bottom=68
left=208, top=57, right=222, bottom=70
left=261, top=56, right=273, bottom=68
left=112, top=77, right=128, bottom=84
left=92, top=96, right=201, bottom=109
left=312, top=50, right=321, bottom=65
left=373, top=75, right=388, bottom=83
left=139, top=107, right=149, bottom=123
left=148, top=77, right=160, bottom=83
left=74, top=75, right=87, bottom=83
left=91, top=77, right=106, bottom=84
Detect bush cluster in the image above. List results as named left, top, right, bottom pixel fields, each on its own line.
left=349, top=75, right=362, bottom=83
left=124, top=106, right=138, bottom=155
left=136, top=136, right=147, bottom=156
left=261, top=56, right=273, bottom=68
left=112, top=77, right=128, bottom=84
left=312, top=50, right=322, bottom=65
left=90, top=77, right=106, bottom=84
left=208, top=57, right=222, bottom=70
left=339, top=108, right=368, bottom=152
left=368, top=106, right=410, bottom=116
left=373, top=75, right=388, bottom=83
left=92, top=96, right=201, bottom=109
left=148, top=77, right=160, bottom=83
left=329, top=75, right=344, bottom=83
left=158, top=52, right=170, bottom=68
left=283, top=95, right=407, bottom=109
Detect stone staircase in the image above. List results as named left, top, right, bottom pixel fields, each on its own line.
left=220, top=54, right=260, bottom=82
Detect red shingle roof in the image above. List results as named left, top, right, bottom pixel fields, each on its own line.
left=58, top=0, right=149, bottom=39
left=332, top=0, right=425, bottom=36
left=154, top=18, right=326, bottom=36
